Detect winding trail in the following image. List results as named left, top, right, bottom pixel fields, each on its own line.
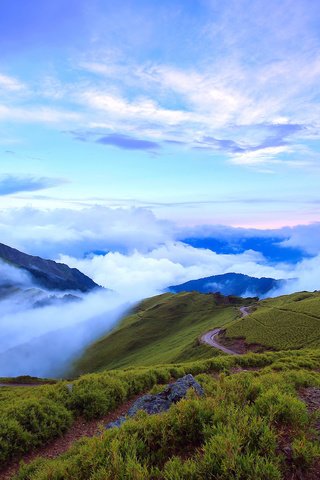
left=200, top=328, right=238, bottom=355
left=200, top=306, right=250, bottom=355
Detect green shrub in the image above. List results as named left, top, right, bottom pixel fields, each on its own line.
left=0, top=417, right=32, bottom=463
left=69, top=377, right=127, bottom=419
left=254, top=387, right=308, bottom=427
left=292, top=435, right=320, bottom=470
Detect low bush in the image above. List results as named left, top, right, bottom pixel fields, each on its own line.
left=3, top=348, right=320, bottom=474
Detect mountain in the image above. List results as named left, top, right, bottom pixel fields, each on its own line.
left=168, top=272, right=284, bottom=297
left=72, top=291, right=254, bottom=375
left=0, top=242, right=99, bottom=292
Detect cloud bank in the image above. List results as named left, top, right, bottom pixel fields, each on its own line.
left=0, top=205, right=319, bottom=377
left=0, top=263, right=137, bottom=377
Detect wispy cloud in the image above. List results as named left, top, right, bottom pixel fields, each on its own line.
left=0, top=175, right=66, bottom=195
left=0, top=73, right=25, bottom=92
left=1, top=0, right=320, bottom=172
left=96, top=133, right=160, bottom=151
left=68, top=130, right=161, bottom=151
left=0, top=105, right=81, bottom=124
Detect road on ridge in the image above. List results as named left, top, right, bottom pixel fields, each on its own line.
left=200, top=306, right=250, bottom=355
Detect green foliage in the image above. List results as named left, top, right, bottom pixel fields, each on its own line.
left=7, top=351, right=320, bottom=479
left=292, top=434, right=320, bottom=469
left=0, top=394, right=72, bottom=464
left=254, top=386, right=308, bottom=426
left=69, top=376, right=127, bottom=419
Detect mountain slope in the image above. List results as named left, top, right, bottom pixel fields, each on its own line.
left=225, top=290, right=320, bottom=350
left=169, top=272, right=283, bottom=297
left=72, top=292, right=253, bottom=374
left=0, top=242, right=99, bottom=292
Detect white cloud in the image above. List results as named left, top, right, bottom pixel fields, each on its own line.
left=0, top=205, right=174, bottom=258
left=60, top=241, right=290, bottom=298
left=79, top=90, right=194, bottom=126
left=271, top=254, right=320, bottom=296
left=0, top=104, right=81, bottom=124
left=279, top=223, right=320, bottom=255
left=230, top=146, right=292, bottom=166
left=0, top=73, right=25, bottom=92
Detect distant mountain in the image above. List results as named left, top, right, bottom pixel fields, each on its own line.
left=0, top=242, right=99, bottom=292
left=0, top=285, right=81, bottom=309
left=168, top=272, right=284, bottom=297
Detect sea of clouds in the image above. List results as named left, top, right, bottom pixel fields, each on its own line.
left=0, top=205, right=319, bottom=377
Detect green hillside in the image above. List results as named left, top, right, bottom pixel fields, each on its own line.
left=72, top=292, right=252, bottom=375
left=225, top=291, right=320, bottom=350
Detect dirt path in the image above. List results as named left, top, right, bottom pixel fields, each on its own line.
left=200, top=306, right=250, bottom=355
left=239, top=306, right=251, bottom=317
left=0, top=393, right=141, bottom=480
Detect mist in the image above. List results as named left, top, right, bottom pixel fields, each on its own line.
left=1, top=225, right=319, bottom=378
left=0, top=263, right=148, bottom=378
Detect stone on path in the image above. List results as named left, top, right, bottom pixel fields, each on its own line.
left=106, top=374, right=204, bottom=429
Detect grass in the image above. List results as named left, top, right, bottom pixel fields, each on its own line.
left=71, top=292, right=252, bottom=375
left=225, top=290, right=320, bottom=350
left=7, top=350, right=320, bottom=480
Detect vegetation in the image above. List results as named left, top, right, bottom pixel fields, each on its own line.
left=4, top=349, right=320, bottom=479
left=72, top=292, right=252, bottom=374
left=0, top=375, right=56, bottom=385
left=226, top=291, right=320, bottom=350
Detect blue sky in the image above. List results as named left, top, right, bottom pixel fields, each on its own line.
left=0, top=0, right=320, bottom=227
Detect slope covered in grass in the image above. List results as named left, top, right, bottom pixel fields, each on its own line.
left=72, top=292, right=252, bottom=375
left=225, top=291, right=320, bottom=350
left=5, top=349, right=320, bottom=480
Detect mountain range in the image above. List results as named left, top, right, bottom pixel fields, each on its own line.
left=168, top=272, right=284, bottom=297
left=0, top=242, right=99, bottom=292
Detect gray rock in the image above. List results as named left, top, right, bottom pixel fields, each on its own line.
left=106, top=374, right=204, bottom=429
left=66, top=383, right=73, bottom=393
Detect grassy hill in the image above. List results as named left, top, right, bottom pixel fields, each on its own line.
left=72, top=292, right=252, bottom=375
left=225, top=291, right=320, bottom=350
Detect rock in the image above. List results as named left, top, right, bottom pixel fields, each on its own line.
left=66, top=383, right=73, bottom=393
left=105, top=416, right=126, bottom=429
left=164, top=374, right=204, bottom=403
left=106, top=374, right=204, bottom=429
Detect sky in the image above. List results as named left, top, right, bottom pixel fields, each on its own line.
left=0, top=0, right=320, bottom=228
left=2, top=0, right=320, bottom=375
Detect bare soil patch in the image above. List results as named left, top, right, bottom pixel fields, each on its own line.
left=217, top=331, right=270, bottom=354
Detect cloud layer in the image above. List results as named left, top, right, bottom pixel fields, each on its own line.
left=0, top=204, right=319, bottom=377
